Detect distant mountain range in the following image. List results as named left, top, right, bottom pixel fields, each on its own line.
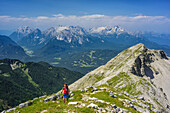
left=9, top=25, right=170, bottom=46
left=3, top=25, right=170, bottom=73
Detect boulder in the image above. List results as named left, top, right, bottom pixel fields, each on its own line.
left=109, top=91, right=113, bottom=93
left=81, top=89, right=84, bottom=92
left=111, top=104, right=117, bottom=109
left=97, top=99, right=105, bottom=103
left=100, top=88, right=106, bottom=90
left=106, top=102, right=111, bottom=105
left=70, top=93, right=74, bottom=97
left=19, top=101, right=32, bottom=108
left=68, top=102, right=78, bottom=105
left=87, top=103, right=98, bottom=109
left=33, top=97, right=38, bottom=100
left=116, top=107, right=120, bottom=112
left=125, top=99, right=133, bottom=104
left=88, top=97, right=98, bottom=101
left=84, top=88, right=88, bottom=92
left=39, top=95, right=47, bottom=98
left=81, top=103, right=86, bottom=107
left=153, top=109, right=161, bottom=113
left=138, top=96, right=145, bottom=100
left=1, top=110, right=6, bottom=113
left=124, top=91, right=130, bottom=96
left=69, top=97, right=75, bottom=99
left=97, top=109, right=102, bottom=113
left=44, top=95, right=57, bottom=102
left=94, top=88, right=98, bottom=91
left=134, top=105, right=149, bottom=112
left=6, top=108, right=16, bottom=112
left=110, top=94, right=117, bottom=98
left=138, top=102, right=147, bottom=108
left=40, top=110, right=48, bottom=113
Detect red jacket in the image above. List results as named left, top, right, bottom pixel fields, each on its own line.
left=63, top=87, right=69, bottom=95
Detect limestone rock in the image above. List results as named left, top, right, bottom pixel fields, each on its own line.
left=68, top=102, right=78, bottom=105
left=87, top=103, right=98, bottom=109
left=19, top=101, right=32, bottom=108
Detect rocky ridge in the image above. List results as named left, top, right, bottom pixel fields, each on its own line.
left=69, top=43, right=170, bottom=112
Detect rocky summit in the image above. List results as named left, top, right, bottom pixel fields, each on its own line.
left=69, top=43, right=170, bottom=112
left=2, top=43, right=170, bottom=113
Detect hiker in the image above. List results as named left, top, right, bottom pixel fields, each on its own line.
left=61, top=83, right=70, bottom=103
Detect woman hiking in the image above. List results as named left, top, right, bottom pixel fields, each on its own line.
left=61, top=83, right=70, bottom=103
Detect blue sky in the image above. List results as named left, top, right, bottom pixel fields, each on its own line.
left=0, top=0, right=170, bottom=34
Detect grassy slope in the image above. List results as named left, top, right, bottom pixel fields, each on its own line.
left=8, top=84, right=155, bottom=113
left=0, top=59, right=83, bottom=112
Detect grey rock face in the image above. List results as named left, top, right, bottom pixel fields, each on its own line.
left=159, top=50, right=168, bottom=59
left=130, top=52, right=155, bottom=79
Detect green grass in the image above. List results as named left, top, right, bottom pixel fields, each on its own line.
left=72, top=50, right=101, bottom=68
left=91, top=91, right=139, bottom=113
left=53, top=57, right=61, bottom=60
left=22, top=46, right=34, bottom=57
left=71, top=90, right=83, bottom=101
left=51, top=62, right=60, bottom=65
left=87, top=50, right=96, bottom=60
left=107, top=72, right=142, bottom=96
left=72, top=59, right=94, bottom=67
left=23, top=68, right=39, bottom=88
left=9, top=90, right=94, bottom=113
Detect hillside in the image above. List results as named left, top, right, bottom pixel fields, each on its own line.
left=69, top=43, right=170, bottom=112
left=0, top=35, right=27, bottom=60
left=0, top=59, right=83, bottom=112
left=4, top=43, right=170, bottom=113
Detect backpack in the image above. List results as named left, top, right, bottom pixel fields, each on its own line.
left=63, top=87, right=69, bottom=94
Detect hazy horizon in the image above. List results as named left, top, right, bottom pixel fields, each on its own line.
left=0, top=0, right=170, bottom=34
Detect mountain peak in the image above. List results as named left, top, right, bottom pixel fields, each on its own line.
left=16, top=26, right=32, bottom=34
left=33, top=28, right=41, bottom=33
left=128, top=43, right=147, bottom=52
left=90, top=25, right=125, bottom=34
left=69, top=43, right=170, bottom=112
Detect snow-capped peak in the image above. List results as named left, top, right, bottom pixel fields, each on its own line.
left=42, top=25, right=88, bottom=44
left=91, top=26, right=107, bottom=33
left=44, top=25, right=87, bottom=36
left=89, top=25, right=125, bottom=34
left=16, top=26, right=32, bottom=35
left=55, top=25, right=69, bottom=32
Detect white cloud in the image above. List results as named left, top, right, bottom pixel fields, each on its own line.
left=0, top=14, right=170, bottom=33
left=37, top=16, right=49, bottom=19
left=81, top=14, right=105, bottom=19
